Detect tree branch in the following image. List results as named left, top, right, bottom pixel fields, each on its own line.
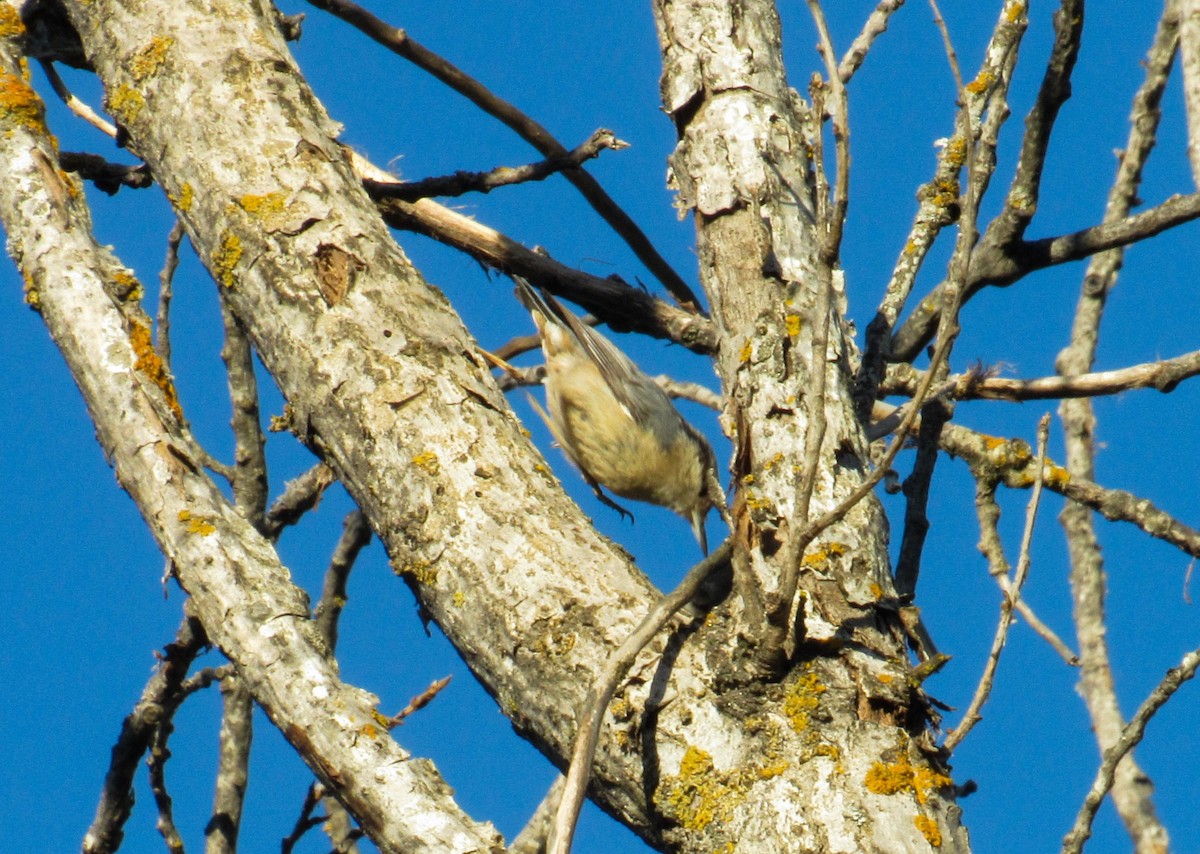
left=364, top=128, right=627, bottom=202
left=1061, top=646, right=1200, bottom=854
left=304, top=0, right=700, bottom=307
left=944, top=415, right=1051, bottom=752
left=881, top=347, right=1200, bottom=401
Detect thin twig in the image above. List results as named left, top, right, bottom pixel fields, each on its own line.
left=857, top=0, right=1027, bottom=411
left=881, top=348, right=1200, bottom=401
left=147, top=709, right=185, bottom=854
left=386, top=676, right=454, bottom=727
left=363, top=190, right=719, bottom=355
left=57, top=151, right=153, bottom=194
left=1061, top=646, right=1200, bottom=854
left=305, top=0, right=699, bottom=306
left=156, top=220, right=185, bottom=365
left=548, top=540, right=733, bottom=854
left=1055, top=6, right=1180, bottom=848
left=83, top=618, right=207, bottom=854
left=365, top=128, right=627, bottom=201
left=37, top=59, right=118, bottom=137
left=261, top=463, right=337, bottom=539
left=945, top=414, right=1051, bottom=751
left=983, top=0, right=1084, bottom=250
left=207, top=677, right=254, bottom=854
left=313, top=509, right=372, bottom=651
left=281, top=783, right=325, bottom=854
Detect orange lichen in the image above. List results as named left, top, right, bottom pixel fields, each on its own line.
left=129, top=319, right=183, bottom=420
left=914, top=813, right=943, bottom=847
left=0, top=70, right=45, bottom=133
left=0, top=5, right=25, bottom=38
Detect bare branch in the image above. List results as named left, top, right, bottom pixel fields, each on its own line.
left=83, top=618, right=206, bottom=854
left=1062, top=646, right=1200, bottom=854
left=937, top=416, right=1200, bottom=559
left=304, top=0, right=700, bottom=307
left=206, top=678, right=253, bottom=854
left=148, top=715, right=185, bottom=854
left=37, top=59, right=117, bottom=137
left=857, top=0, right=1028, bottom=407
left=366, top=190, right=718, bottom=355
left=261, top=463, right=337, bottom=540
left=1056, top=7, right=1179, bottom=847
left=838, top=0, right=906, bottom=83
left=155, top=219, right=185, bottom=364
left=983, top=0, right=1084, bottom=249
left=945, top=415, right=1051, bottom=752
left=365, top=129, right=627, bottom=202
left=881, top=347, right=1200, bottom=401
left=1179, top=0, right=1200, bottom=185
left=510, top=775, right=566, bottom=854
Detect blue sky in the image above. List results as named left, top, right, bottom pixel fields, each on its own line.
left=2, top=2, right=1197, bottom=852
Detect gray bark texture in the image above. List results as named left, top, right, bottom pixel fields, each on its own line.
left=2, top=0, right=968, bottom=851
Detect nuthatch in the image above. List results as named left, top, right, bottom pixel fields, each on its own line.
left=514, top=276, right=721, bottom=553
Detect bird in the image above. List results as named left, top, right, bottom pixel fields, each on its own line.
left=512, top=276, right=721, bottom=553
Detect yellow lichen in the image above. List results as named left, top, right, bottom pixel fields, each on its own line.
left=129, top=319, right=182, bottom=420
left=112, top=269, right=142, bottom=301
left=785, top=314, right=801, bottom=337
left=239, top=191, right=290, bottom=229
left=864, top=759, right=952, bottom=805
left=0, top=70, right=45, bottom=133
left=411, top=451, right=440, bottom=474
left=395, top=559, right=437, bottom=585
left=452, top=590, right=465, bottom=607
left=1044, top=464, right=1070, bottom=488
left=802, top=541, right=847, bottom=570
left=0, top=5, right=26, bottom=38
left=783, top=667, right=826, bottom=733
left=914, top=813, right=942, bottom=847
left=128, top=37, right=174, bottom=80
left=942, top=135, right=968, bottom=169
left=965, top=70, right=996, bottom=95
left=654, top=746, right=738, bottom=832
left=1005, top=1, right=1027, bottom=24
left=211, top=230, right=243, bottom=288
left=22, top=269, right=40, bottom=311
left=177, top=510, right=215, bottom=536
left=170, top=182, right=194, bottom=213
left=739, top=338, right=753, bottom=363
left=107, top=84, right=144, bottom=125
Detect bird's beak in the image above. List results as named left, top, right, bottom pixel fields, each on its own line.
left=691, top=508, right=709, bottom=555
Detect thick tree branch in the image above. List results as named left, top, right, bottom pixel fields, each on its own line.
left=0, top=28, right=502, bottom=849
